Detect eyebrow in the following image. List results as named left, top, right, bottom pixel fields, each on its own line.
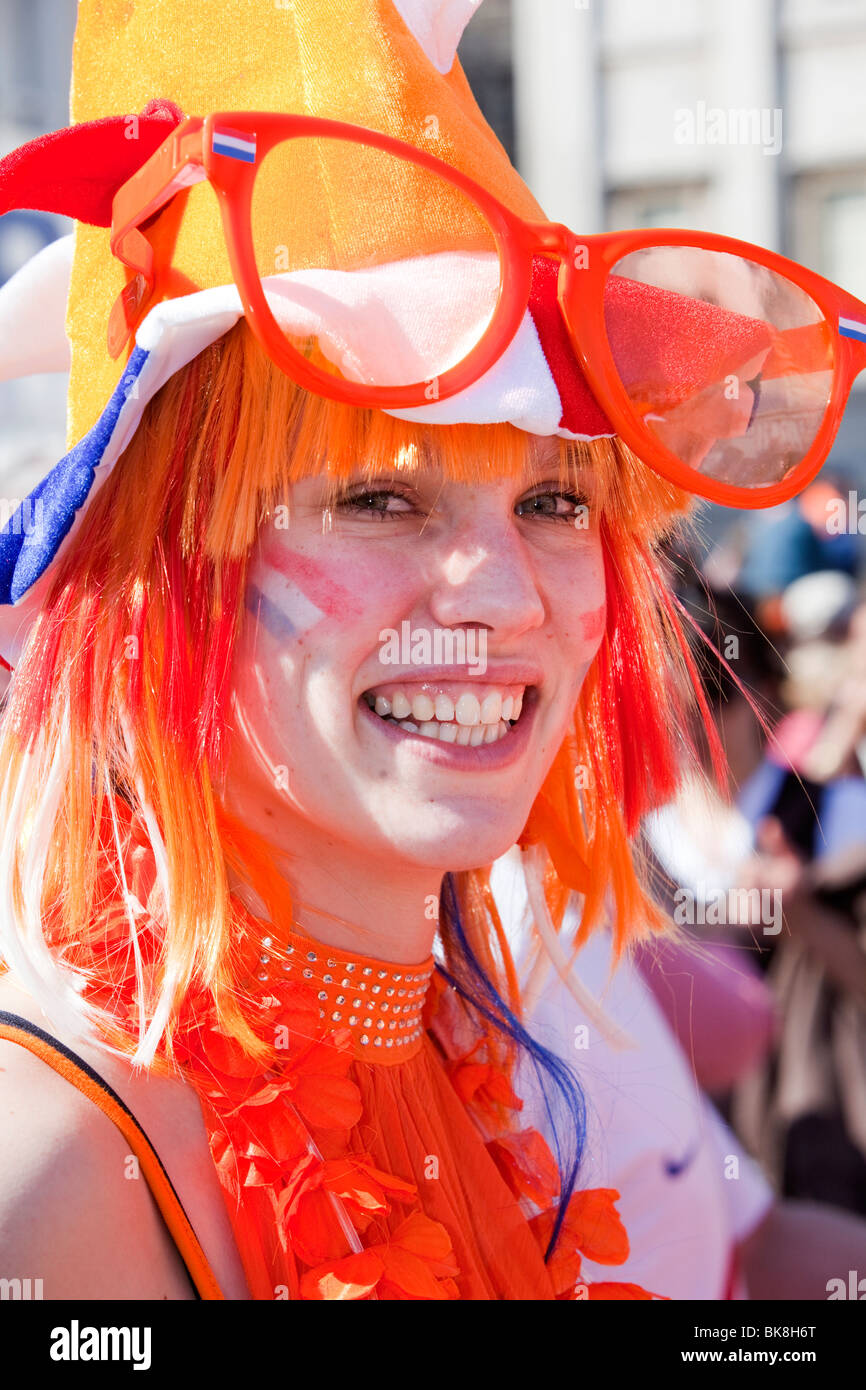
left=532, top=448, right=564, bottom=471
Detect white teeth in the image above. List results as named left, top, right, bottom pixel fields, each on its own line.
left=363, top=682, right=529, bottom=745
left=366, top=685, right=526, bottom=726
left=455, top=693, right=481, bottom=726
left=411, top=693, right=435, bottom=723
left=392, top=692, right=412, bottom=719
left=480, top=693, right=502, bottom=724
left=377, top=711, right=513, bottom=746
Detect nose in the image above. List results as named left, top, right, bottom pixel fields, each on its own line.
left=426, top=507, right=546, bottom=640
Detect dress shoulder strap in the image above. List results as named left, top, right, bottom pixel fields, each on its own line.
left=0, top=1009, right=224, bottom=1301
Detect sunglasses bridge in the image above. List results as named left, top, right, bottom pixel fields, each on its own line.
left=519, top=221, right=579, bottom=263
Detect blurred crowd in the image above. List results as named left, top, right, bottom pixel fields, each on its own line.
left=643, top=471, right=866, bottom=1222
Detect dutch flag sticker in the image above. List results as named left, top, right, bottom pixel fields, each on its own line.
left=839, top=314, right=866, bottom=344
left=212, top=127, right=257, bottom=163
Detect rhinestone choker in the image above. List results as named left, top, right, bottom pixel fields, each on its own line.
left=249, top=920, right=435, bottom=1066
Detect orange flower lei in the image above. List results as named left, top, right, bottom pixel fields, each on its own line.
left=66, top=810, right=660, bottom=1302
left=157, top=912, right=660, bottom=1301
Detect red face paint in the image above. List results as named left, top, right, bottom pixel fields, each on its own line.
left=259, top=541, right=364, bottom=620
left=580, top=603, right=606, bottom=645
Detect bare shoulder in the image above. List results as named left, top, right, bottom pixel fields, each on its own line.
left=0, top=971, right=198, bottom=1298
left=0, top=971, right=249, bottom=1299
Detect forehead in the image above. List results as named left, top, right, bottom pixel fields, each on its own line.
left=279, top=390, right=584, bottom=493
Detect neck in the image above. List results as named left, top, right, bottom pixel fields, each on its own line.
left=225, top=810, right=443, bottom=967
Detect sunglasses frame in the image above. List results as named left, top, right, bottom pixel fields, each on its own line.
left=110, top=110, right=866, bottom=510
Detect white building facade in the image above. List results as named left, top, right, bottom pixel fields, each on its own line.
left=512, top=0, right=866, bottom=490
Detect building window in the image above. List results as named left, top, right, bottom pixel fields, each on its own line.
left=605, top=182, right=709, bottom=231
left=790, top=168, right=866, bottom=303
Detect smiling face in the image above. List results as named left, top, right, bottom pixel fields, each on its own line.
left=222, top=435, right=607, bottom=875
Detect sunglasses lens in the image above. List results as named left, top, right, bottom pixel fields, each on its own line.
left=605, top=247, right=834, bottom=491
left=250, top=135, right=501, bottom=388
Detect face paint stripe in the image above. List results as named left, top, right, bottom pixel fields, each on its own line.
left=261, top=545, right=364, bottom=619
left=580, top=603, right=606, bottom=644
left=246, top=583, right=298, bottom=642
left=257, top=566, right=325, bottom=637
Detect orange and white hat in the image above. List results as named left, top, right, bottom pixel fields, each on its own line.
left=0, top=0, right=766, bottom=667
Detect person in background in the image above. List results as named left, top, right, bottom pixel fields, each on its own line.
left=733, top=582, right=866, bottom=1216
left=492, top=846, right=866, bottom=1300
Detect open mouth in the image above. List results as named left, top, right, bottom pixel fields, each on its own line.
left=360, top=682, right=535, bottom=746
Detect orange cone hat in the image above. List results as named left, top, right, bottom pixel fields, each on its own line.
left=66, top=0, right=547, bottom=443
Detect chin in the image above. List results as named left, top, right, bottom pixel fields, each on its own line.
left=368, top=807, right=526, bottom=874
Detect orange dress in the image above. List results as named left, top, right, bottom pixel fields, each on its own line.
left=162, top=910, right=651, bottom=1300
left=0, top=890, right=653, bottom=1300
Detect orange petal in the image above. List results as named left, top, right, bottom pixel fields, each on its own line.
left=357, top=1162, right=417, bottom=1203
left=288, top=1187, right=353, bottom=1266
left=275, top=1151, right=322, bottom=1219
left=292, top=1033, right=355, bottom=1080
left=209, top=1131, right=241, bottom=1202
left=447, top=1061, right=490, bottom=1105
left=300, top=1250, right=384, bottom=1301
left=240, top=1151, right=285, bottom=1187
left=322, top=1170, right=387, bottom=1218
left=323, top=1156, right=416, bottom=1211
left=293, top=1073, right=363, bottom=1130
left=251, top=1101, right=310, bottom=1164
left=380, top=1245, right=453, bottom=1300
left=546, top=1247, right=584, bottom=1297
left=481, top=1067, right=524, bottom=1111
left=391, top=1211, right=459, bottom=1275
left=271, top=986, right=322, bottom=1039
left=196, top=1025, right=263, bottom=1078
left=487, top=1129, right=560, bottom=1208
left=227, top=1077, right=295, bottom=1111
left=391, top=1210, right=453, bottom=1261
left=562, top=1189, right=630, bottom=1266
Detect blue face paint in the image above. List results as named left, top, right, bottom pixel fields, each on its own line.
left=246, top=583, right=299, bottom=642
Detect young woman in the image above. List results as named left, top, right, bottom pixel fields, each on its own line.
left=0, top=0, right=862, bottom=1300
left=0, top=318, right=689, bottom=1299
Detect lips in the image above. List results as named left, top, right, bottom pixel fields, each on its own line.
left=357, top=680, right=540, bottom=767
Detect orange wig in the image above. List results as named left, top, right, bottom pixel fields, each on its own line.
left=0, top=321, right=722, bottom=1070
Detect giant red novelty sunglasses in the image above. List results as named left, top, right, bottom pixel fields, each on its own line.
left=109, top=111, right=866, bottom=509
